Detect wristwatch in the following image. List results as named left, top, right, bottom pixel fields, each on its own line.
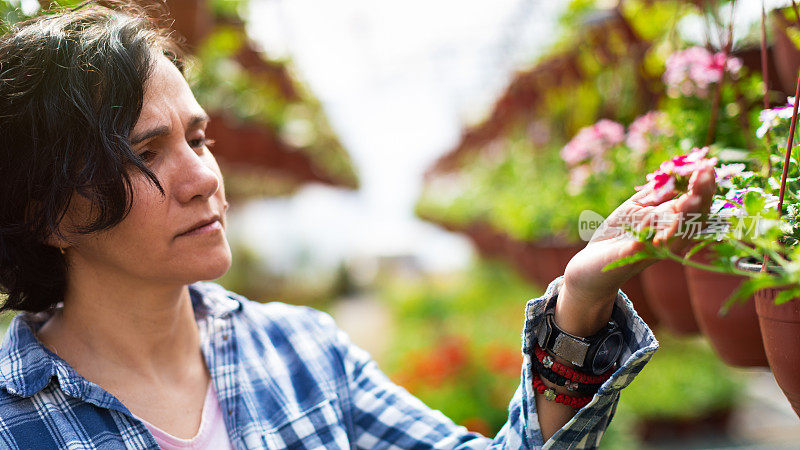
left=536, top=294, right=624, bottom=375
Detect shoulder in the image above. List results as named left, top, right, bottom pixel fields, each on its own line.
left=0, top=385, right=127, bottom=449
left=0, top=387, right=47, bottom=448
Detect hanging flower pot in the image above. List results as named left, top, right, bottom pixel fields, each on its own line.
left=754, top=288, right=800, bottom=418
left=641, top=260, right=700, bottom=335
left=738, top=259, right=800, bottom=418
left=770, top=9, right=800, bottom=97
left=684, top=253, right=767, bottom=367
left=507, top=241, right=547, bottom=286
left=542, top=242, right=582, bottom=284
left=621, top=273, right=660, bottom=328
left=465, top=222, right=509, bottom=258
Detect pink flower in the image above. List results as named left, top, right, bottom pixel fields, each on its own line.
left=663, top=46, right=742, bottom=98
left=593, top=119, right=626, bottom=145
left=567, top=165, right=592, bottom=194
left=636, top=147, right=717, bottom=203
left=561, top=119, right=625, bottom=167
left=645, top=171, right=676, bottom=203
left=626, top=111, right=671, bottom=154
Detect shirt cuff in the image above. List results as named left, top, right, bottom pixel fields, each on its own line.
left=522, top=276, right=658, bottom=393
left=520, top=276, right=659, bottom=447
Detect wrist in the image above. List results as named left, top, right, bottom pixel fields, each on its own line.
left=555, top=281, right=616, bottom=337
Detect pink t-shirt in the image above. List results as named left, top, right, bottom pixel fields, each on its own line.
left=136, top=383, right=233, bottom=450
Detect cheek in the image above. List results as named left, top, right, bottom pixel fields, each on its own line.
left=106, top=177, right=171, bottom=245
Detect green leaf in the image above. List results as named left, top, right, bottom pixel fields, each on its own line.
left=743, top=191, right=767, bottom=217
left=684, top=241, right=710, bottom=260
left=721, top=275, right=777, bottom=312
left=603, top=251, right=651, bottom=272
left=775, top=288, right=800, bottom=305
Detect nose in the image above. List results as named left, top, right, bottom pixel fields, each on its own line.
left=173, top=143, right=220, bottom=204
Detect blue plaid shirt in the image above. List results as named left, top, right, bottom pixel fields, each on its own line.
left=0, top=279, right=657, bottom=449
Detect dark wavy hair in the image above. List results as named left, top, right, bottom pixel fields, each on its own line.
left=0, top=2, right=186, bottom=312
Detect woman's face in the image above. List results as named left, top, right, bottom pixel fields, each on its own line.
left=61, top=54, right=232, bottom=286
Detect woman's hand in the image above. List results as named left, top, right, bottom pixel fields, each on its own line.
left=557, top=165, right=717, bottom=336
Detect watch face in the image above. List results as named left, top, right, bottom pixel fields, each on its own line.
left=592, top=333, right=622, bottom=374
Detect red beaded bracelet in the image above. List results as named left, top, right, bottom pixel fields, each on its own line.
left=533, top=345, right=615, bottom=384
left=531, top=368, right=593, bottom=409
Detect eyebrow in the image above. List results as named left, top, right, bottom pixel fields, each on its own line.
left=129, top=113, right=210, bottom=146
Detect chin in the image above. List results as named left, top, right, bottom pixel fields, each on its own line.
left=183, top=242, right=233, bottom=282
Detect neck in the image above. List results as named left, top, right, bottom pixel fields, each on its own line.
left=38, top=257, right=205, bottom=385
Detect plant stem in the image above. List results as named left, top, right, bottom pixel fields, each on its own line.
left=775, top=80, right=800, bottom=228
left=764, top=71, right=800, bottom=271
left=656, top=247, right=753, bottom=277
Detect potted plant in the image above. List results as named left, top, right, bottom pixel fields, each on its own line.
left=683, top=247, right=767, bottom=367
left=643, top=41, right=765, bottom=341
left=733, top=88, right=800, bottom=416
left=608, top=89, right=800, bottom=413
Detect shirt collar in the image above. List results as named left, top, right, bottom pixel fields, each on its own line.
left=0, top=282, right=241, bottom=399
left=189, top=281, right=242, bottom=319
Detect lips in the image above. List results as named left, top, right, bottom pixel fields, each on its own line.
left=176, top=214, right=221, bottom=238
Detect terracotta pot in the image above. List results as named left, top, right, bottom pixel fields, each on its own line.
left=738, top=260, right=800, bottom=418
left=637, top=408, right=731, bottom=443
left=754, top=287, right=800, bottom=418
left=206, top=113, right=238, bottom=157
left=504, top=241, right=574, bottom=287
left=641, top=260, right=700, bottom=335
left=465, top=223, right=508, bottom=258
left=507, top=241, right=547, bottom=286
left=771, top=10, right=800, bottom=97
left=620, top=274, right=660, bottom=328
left=165, top=0, right=213, bottom=48
left=537, top=243, right=582, bottom=285
left=731, top=45, right=781, bottom=98
left=684, top=254, right=767, bottom=367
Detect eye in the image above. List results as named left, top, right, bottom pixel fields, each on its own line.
left=189, top=137, right=215, bottom=149
left=137, top=150, right=157, bottom=163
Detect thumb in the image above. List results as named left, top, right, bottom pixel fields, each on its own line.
left=677, top=164, right=716, bottom=214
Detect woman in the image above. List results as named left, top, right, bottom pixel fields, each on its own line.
left=0, top=3, right=715, bottom=449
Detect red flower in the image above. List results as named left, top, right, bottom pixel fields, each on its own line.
left=636, top=147, right=716, bottom=203
left=487, top=344, right=523, bottom=378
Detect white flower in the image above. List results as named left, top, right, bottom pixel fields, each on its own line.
left=756, top=99, right=795, bottom=138
left=715, top=163, right=751, bottom=188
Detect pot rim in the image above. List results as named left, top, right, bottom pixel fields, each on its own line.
left=735, top=257, right=782, bottom=274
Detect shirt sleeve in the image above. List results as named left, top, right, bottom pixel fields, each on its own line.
left=325, top=276, right=658, bottom=449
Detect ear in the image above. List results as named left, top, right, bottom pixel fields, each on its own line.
left=44, top=232, right=69, bottom=251
left=40, top=199, right=79, bottom=252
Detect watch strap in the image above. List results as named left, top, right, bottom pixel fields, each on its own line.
left=537, top=291, right=624, bottom=372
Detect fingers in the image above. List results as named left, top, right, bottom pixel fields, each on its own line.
left=664, top=165, right=716, bottom=252
left=677, top=165, right=716, bottom=214
left=632, top=184, right=675, bottom=207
